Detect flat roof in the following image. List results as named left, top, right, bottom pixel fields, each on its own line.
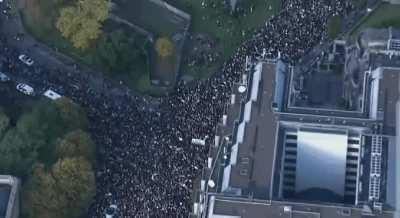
left=205, top=62, right=399, bottom=218
left=380, top=68, right=400, bottom=135
left=210, top=196, right=395, bottom=218
left=296, top=130, right=348, bottom=197
left=0, top=185, right=10, bottom=218
left=228, top=62, right=279, bottom=198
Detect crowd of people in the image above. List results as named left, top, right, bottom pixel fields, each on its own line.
left=0, top=0, right=354, bottom=217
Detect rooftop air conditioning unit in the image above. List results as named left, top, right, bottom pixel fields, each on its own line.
left=373, top=202, right=383, bottom=213
left=283, top=206, right=292, bottom=213
left=340, top=208, right=351, bottom=216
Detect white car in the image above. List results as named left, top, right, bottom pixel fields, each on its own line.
left=43, top=89, right=62, bottom=100
left=0, top=72, right=10, bottom=82
left=18, top=54, right=34, bottom=66
left=16, top=83, right=34, bottom=95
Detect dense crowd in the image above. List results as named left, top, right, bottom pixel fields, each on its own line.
left=0, top=0, right=354, bottom=217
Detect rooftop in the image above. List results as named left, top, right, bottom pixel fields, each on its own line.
left=287, top=42, right=368, bottom=115
left=0, top=185, right=10, bottom=218
left=220, top=62, right=279, bottom=199
left=208, top=196, right=395, bottom=218
left=199, top=29, right=400, bottom=218
left=380, top=68, right=400, bottom=135
left=0, top=176, right=19, bottom=218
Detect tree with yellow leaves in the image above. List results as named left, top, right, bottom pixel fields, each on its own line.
left=23, top=157, right=95, bottom=218
left=56, top=0, right=109, bottom=49
left=155, top=37, right=174, bottom=58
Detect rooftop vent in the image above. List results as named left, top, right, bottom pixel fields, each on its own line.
left=283, top=206, right=292, bottom=213
left=340, top=208, right=351, bottom=216
left=238, top=85, right=247, bottom=93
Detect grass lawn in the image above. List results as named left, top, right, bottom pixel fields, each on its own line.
left=327, top=15, right=342, bottom=39
left=169, top=0, right=280, bottom=57
left=350, top=3, right=400, bottom=37
left=166, top=0, right=281, bottom=79
left=113, top=0, right=189, bottom=37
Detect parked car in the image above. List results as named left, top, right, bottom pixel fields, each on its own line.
left=18, top=54, right=34, bottom=66
left=43, top=89, right=62, bottom=100
left=0, top=72, right=10, bottom=82
left=16, top=83, right=34, bottom=95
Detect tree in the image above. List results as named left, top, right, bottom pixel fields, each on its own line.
left=22, top=164, right=62, bottom=218
left=155, top=37, right=174, bottom=58
left=0, top=129, right=32, bottom=176
left=51, top=157, right=95, bottom=217
left=56, top=130, right=96, bottom=164
left=55, top=97, right=88, bottom=130
left=56, top=0, right=109, bottom=49
left=0, top=100, right=66, bottom=176
left=17, top=100, right=65, bottom=145
left=0, top=109, right=10, bottom=138
left=96, top=31, right=139, bottom=72
left=23, top=157, right=95, bottom=218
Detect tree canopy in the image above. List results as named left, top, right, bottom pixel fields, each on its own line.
left=0, top=100, right=65, bottom=176
left=56, top=0, right=110, bottom=49
left=0, top=108, right=10, bottom=137
left=96, top=30, right=147, bottom=73
left=55, top=97, right=89, bottom=130
left=56, top=129, right=96, bottom=164
left=23, top=157, right=95, bottom=218
left=0, top=99, right=90, bottom=177
left=155, top=37, right=174, bottom=58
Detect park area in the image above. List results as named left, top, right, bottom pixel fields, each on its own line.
left=17, top=0, right=153, bottom=94
left=350, top=2, right=400, bottom=37
left=165, top=0, right=281, bottom=79
left=17, top=0, right=281, bottom=94
left=112, top=0, right=190, bottom=88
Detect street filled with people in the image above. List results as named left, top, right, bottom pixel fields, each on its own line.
left=0, top=0, right=353, bottom=217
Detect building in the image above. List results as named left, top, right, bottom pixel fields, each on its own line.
left=0, top=176, right=20, bottom=218
left=192, top=29, right=400, bottom=218
left=359, top=28, right=400, bottom=57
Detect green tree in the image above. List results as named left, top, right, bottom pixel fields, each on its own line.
left=55, top=97, right=88, bottom=130
left=96, top=30, right=148, bottom=73
left=17, top=100, right=65, bottom=146
left=23, top=157, right=95, bottom=218
left=56, top=130, right=96, bottom=164
left=0, top=129, right=32, bottom=176
left=0, top=100, right=66, bottom=176
left=155, top=37, right=174, bottom=58
left=0, top=109, right=10, bottom=137
left=56, top=0, right=109, bottom=49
